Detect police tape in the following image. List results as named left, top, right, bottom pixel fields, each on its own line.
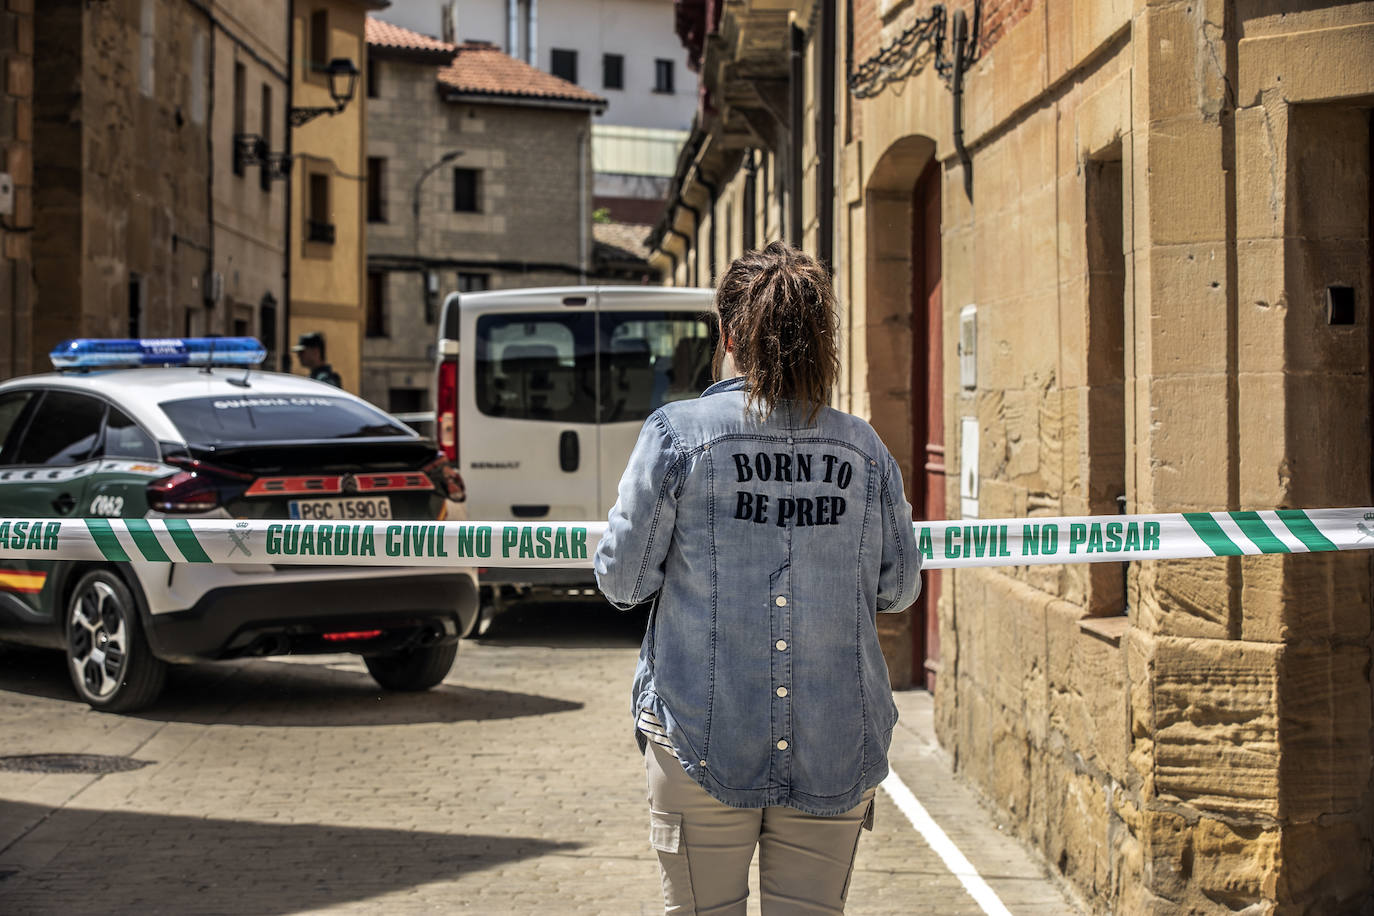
left=0, top=508, right=1371, bottom=571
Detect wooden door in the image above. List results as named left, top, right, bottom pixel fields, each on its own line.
left=911, top=160, right=944, bottom=690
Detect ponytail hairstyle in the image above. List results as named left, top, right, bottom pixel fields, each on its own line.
left=714, top=241, right=839, bottom=423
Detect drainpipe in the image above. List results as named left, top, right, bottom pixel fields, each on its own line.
left=699, top=175, right=718, bottom=285
left=665, top=226, right=692, bottom=285
left=742, top=151, right=757, bottom=251
left=788, top=24, right=804, bottom=245
left=952, top=10, right=973, bottom=200
left=578, top=125, right=588, bottom=283
left=680, top=200, right=702, bottom=286
left=282, top=0, right=295, bottom=371
left=528, top=0, right=538, bottom=65
left=819, top=0, right=836, bottom=273
left=507, top=0, right=518, bottom=57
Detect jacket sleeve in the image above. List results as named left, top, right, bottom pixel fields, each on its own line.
left=876, top=451, right=922, bottom=613
left=594, top=412, right=683, bottom=610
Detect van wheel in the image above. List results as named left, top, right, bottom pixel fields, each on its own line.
left=364, top=643, right=457, bottom=691
left=66, top=569, right=167, bottom=712
left=463, top=601, right=498, bottom=639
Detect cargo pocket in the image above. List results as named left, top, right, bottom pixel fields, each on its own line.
left=649, top=809, right=696, bottom=912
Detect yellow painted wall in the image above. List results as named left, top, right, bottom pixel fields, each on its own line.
left=289, top=0, right=371, bottom=395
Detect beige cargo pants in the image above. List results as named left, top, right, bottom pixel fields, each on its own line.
left=644, top=741, right=876, bottom=915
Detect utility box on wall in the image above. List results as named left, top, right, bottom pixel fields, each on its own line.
left=959, top=305, right=977, bottom=390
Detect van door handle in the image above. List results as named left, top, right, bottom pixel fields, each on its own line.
left=52, top=493, right=77, bottom=515
left=559, top=430, right=579, bottom=472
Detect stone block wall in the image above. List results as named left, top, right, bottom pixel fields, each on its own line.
left=850, top=0, right=1373, bottom=911
left=0, top=0, right=33, bottom=381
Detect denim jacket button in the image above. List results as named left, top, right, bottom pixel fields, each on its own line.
left=776, top=739, right=789, bottom=751
left=775, top=596, right=787, bottom=607
left=776, top=686, right=787, bottom=697
left=775, top=639, right=787, bottom=651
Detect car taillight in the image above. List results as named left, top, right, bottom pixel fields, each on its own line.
left=436, top=357, right=458, bottom=462
left=147, top=458, right=253, bottom=514
left=423, top=455, right=466, bottom=503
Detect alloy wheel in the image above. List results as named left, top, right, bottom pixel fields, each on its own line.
left=68, top=580, right=129, bottom=700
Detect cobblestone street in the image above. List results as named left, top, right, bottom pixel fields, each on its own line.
left=1, top=602, right=1080, bottom=915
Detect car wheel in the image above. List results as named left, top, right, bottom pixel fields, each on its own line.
left=66, top=569, right=167, bottom=712
left=364, top=642, right=457, bottom=691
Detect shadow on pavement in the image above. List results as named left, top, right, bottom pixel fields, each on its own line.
left=0, top=647, right=582, bottom=727
left=477, top=599, right=649, bottom=648
left=0, top=799, right=578, bottom=915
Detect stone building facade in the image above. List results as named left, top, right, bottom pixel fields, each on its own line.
left=362, top=17, right=604, bottom=412
left=288, top=0, right=384, bottom=393
left=0, top=1, right=289, bottom=379
left=648, top=0, right=1374, bottom=910
left=0, top=0, right=33, bottom=381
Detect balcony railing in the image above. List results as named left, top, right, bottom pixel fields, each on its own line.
left=306, top=219, right=335, bottom=244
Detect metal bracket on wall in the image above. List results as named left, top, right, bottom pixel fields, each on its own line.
left=233, top=134, right=291, bottom=181
left=845, top=0, right=980, bottom=99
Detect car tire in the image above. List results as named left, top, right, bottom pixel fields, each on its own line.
left=66, top=569, right=167, bottom=712
left=364, top=642, right=457, bottom=691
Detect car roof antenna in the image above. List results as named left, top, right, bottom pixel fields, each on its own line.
left=226, top=362, right=253, bottom=388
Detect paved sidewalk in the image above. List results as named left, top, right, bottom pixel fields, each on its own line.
left=0, top=603, right=1081, bottom=915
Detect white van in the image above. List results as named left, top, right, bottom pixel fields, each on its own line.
left=435, top=286, right=717, bottom=625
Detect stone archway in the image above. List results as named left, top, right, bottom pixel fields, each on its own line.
left=863, top=135, right=940, bottom=688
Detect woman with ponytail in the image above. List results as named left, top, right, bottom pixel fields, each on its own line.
left=596, top=242, right=921, bottom=914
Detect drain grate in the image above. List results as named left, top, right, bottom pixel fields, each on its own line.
left=0, top=754, right=153, bottom=775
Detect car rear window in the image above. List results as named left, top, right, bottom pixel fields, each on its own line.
left=159, top=394, right=412, bottom=444
left=474, top=311, right=713, bottom=424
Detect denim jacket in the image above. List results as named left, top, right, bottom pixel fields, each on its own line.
left=595, top=377, right=922, bottom=816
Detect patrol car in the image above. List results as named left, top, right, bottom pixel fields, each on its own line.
left=0, top=337, right=479, bottom=712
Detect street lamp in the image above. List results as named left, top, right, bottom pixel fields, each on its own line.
left=413, top=150, right=463, bottom=322
left=289, top=58, right=362, bottom=127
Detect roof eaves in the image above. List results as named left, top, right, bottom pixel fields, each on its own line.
left=440, top=87, right=606, bottom=113
left=369, top=45, right=457, bottom=64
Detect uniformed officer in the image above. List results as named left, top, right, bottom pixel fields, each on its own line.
left=291, top=332, right=342, bottom=388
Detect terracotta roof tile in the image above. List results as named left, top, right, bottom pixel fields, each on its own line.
left=438, top=42, right=606, bottom=108
left=366, top=17, right=457, bottom=58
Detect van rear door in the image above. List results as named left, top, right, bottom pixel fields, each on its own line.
left=462, top=292, right=600, bottom=523
left=594, top=290, right=716, bottom=519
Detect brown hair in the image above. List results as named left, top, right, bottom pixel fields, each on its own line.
left=714, top=241, right=839, bottom=423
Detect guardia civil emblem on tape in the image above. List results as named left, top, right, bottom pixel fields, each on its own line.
left=0, top=508, right=1370, bottom=570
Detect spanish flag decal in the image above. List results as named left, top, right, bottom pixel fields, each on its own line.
left=0, top=570, right=46, bottom=594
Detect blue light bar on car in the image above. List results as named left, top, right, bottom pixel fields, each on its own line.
left=49, top=337, right=268, bottom=369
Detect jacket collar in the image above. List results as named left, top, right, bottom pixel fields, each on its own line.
left=701, top=376, right=747, bottom=397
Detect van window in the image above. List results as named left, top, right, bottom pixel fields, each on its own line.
left=476, top=314, right=596, bottom=422
left=599, top=312, right=713, bottom=422
left=475, top=312, right=713, bottom=424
